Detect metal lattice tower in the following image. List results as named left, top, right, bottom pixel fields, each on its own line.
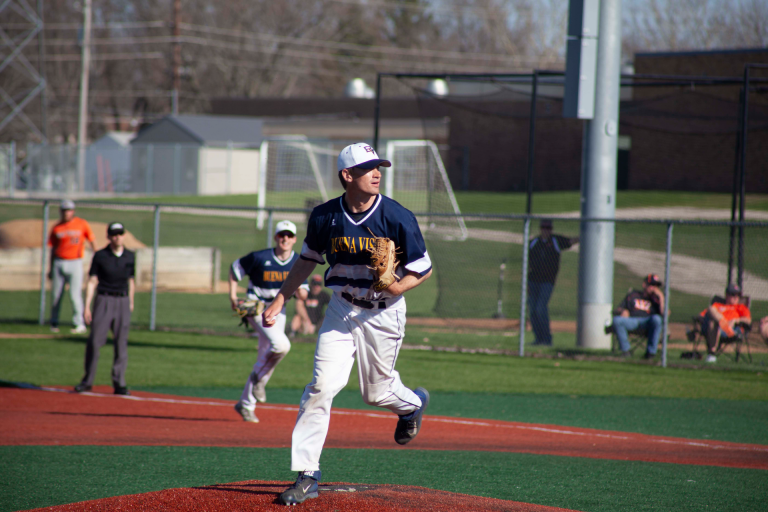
left=0, top=0, right=46, bottom=140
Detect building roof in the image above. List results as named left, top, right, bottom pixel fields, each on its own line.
left=91, top=131, right=135, bottom=149
left=131, top=115, right=264, bottom=146
left=634, top=47, right=768, bottom=59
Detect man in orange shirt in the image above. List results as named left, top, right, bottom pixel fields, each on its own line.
left=48, top=200, right=96, bottom=334
left=699, top=284, right=751, bottom=363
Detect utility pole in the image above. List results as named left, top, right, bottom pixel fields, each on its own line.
left=37, top=0, right=48, bottom=141
left=76, top=0, right=92, bottom=192
left=172, top=0, right=181, bottom=115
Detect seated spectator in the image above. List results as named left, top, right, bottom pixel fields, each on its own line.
left=612, top=274, right=665, bottom=359
left=289, top=274, right=330, bottom=338
left=698, top=284, right=751, bottom=364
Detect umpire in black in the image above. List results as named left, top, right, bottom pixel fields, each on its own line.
left=75, top=222, right=135, bottom=395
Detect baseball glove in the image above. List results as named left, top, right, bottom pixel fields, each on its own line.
left=366, top=228, right=400, bottom=292
left=234, top=299, right=266, bottom=319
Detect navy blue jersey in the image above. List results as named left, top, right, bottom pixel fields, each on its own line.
left=231, top=248, right=307, bottom=301
left=300, top=194, right=431, bottom=300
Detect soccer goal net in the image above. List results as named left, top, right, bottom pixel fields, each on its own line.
left=383, top=140, right=468, bottom=241
left=257, top=137, right=467, bottom=240
left=257, top=137, right=337, bottom=228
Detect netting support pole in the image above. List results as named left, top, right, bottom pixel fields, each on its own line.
left=727, top=88, right=743, bottom=287
left=737, top=65, right=750, bottom=289
left=519, top=217, right=531, bottom=356
left=525, top=71, right=538, bottom=214
left=661, top=222, right=673, bottom=369
left=38, top=200, right=49, bottom=325
left=373, top=73, right=382, bottom=152
left=150, top=204, right=160, bottom=331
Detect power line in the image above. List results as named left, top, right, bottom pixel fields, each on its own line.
left=179, top=23, right=534, bottom=64
left=43, top=52, right=165, bottom=62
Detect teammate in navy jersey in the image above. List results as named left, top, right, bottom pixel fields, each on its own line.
left=229, top=219, right=308, bottom=423
left=262, top=143, right=433, bottom=506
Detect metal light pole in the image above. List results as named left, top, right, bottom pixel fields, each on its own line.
left=576, top=0, right=621, bottom=349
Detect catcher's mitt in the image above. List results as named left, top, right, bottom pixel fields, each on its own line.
left=234, top=299, right=266, bottom=319
left=366, top=228, right=400, bottom=292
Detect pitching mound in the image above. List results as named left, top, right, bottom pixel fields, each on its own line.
left=30, top=481, right=580, bottom=512
left=0, top=219, right=145, bottom=250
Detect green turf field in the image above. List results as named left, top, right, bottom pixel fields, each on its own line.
left=2, top=191, right=768, bottom=510
left=1, top=324, right=768, bottom=511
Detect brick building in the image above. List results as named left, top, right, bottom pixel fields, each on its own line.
left=210, top=48, right=768, bottom=193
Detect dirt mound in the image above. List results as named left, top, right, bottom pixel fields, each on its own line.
left=30, top=480, right=580, bottom=512
left=0, top=219, right=145, bottom=250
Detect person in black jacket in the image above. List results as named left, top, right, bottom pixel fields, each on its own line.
left=75, top=222, right=135, bottom=395
left=612, top=274, right=665, bottom=359
left=527, top=219, right=579, bottom=346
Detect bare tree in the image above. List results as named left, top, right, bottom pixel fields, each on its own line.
left=623, top=0, right=768, bottom=56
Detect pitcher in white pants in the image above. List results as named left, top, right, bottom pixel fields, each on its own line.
left=261, top=143, right=433, bottom=506
left=291, top=293, right=423, bottom=471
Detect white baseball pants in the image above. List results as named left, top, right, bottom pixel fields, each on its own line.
left=290, top=293, right=423, bottom=472
left=239, top=307, right=290, bottom=411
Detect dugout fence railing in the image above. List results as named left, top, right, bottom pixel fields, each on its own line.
left=1, top=197, right=766, bottom=368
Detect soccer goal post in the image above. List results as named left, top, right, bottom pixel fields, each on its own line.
left=383, top=140, right=468, bottom=241
left=257, top=137, right=335, bottom=229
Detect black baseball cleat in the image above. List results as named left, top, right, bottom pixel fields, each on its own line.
left=394, top=387, right=430, bottom=445
left=74, top=383, right=91, bottom=393
left=279, top=471, right=320, bottom=506
left=114, top=386, right=130, bottom=395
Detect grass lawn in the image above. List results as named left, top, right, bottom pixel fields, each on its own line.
left=2, top=325, right=767, bottom=403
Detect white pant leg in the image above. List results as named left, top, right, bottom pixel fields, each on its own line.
left=66, top=259, right=85, bottom=328
left=291, top=295, right=357, bottom=472
left=354, top=302, right=422, bottom=415
left=239, top=309, right=290, bottom=409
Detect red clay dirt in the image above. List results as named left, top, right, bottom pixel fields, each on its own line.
left=28, top=481, right=581, bottom=512
left=4, top=386, right=768, bottom=511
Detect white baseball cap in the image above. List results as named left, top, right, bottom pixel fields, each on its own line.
left=60, top=199, right=75, bottom=210
left=337, top=143, right=391, bottom=171
left=274, top=220, right=297, bottom=236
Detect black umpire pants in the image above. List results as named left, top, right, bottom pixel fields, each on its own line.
left=81, top=293, right=131, bottom=387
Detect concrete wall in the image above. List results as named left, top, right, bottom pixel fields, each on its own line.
left=0, top=247, right=221, bottom=293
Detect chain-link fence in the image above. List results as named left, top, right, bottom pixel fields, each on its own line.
left=1, top=198, right=766, bottom=367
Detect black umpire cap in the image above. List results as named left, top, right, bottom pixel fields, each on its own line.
left=107, top=222, right=125, bottom=236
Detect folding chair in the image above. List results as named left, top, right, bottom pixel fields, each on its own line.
left=607, top=322, right=648, bottom=355
left=687, top=295, right=752, bottom=363
left=606, top=289, right=654, bottom=355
